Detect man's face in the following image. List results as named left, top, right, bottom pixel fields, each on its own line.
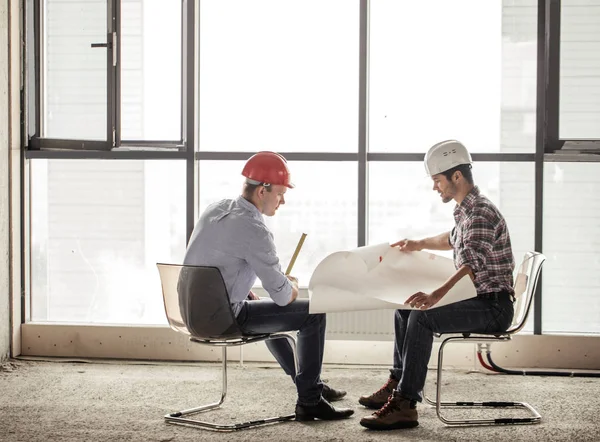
left=431, top=173, right=457, bottom=204
left=259, top=184, right=287, bottom=216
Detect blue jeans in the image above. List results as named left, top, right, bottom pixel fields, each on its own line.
left=236, top=298, right=326, bottom=406
left=391, top=295, right=514, bottom=402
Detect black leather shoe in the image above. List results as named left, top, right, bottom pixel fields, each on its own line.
left=322, top=384, right=347, bottom=402
left=295, top=398, right=354, bottom=421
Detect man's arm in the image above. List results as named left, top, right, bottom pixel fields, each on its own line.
left=243, top=226, right=295, bottom=306
left=391, top=231, right=453, bottom=252
left=249, top=278, right=298, bottom=304
left=456, top=211, right=495, bottom=276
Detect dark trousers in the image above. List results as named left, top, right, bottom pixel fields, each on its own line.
left=236, top=298, right=326, bottom=406
left=391, top=293, right=514, bottom=402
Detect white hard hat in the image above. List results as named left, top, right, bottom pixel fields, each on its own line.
left=424, top=140, right=472, bottom=176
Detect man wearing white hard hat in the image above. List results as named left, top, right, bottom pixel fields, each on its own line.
left=183, top=151, right=354, bottom=421
left=359, top=140, right=515, bottom=431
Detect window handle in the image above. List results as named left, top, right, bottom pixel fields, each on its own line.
left=90, top=32, right=117, bottom=66
left=91, top=42, right=111, bottom=48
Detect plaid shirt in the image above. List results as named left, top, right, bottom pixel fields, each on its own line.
left=449, top=186, right=515, bottom=295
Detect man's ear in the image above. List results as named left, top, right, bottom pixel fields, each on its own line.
left=453, top=171, right=461, bottom=182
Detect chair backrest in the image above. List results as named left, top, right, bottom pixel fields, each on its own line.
left=508, top=251, right=546, bottom=334
left=156, top=263, right=244, bottom=339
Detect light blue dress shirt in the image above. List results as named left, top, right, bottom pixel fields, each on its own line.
left=183, top=196, right=293, bottom=316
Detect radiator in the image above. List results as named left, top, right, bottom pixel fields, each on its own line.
left=326, top=310, right=395, bottom=341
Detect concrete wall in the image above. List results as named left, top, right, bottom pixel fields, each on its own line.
left=0, top=0, right=21, bottom=362
left=0, top=0, right=11, bottom=362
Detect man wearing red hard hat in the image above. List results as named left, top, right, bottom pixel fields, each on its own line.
left=183, top=151, right=354, bottom=421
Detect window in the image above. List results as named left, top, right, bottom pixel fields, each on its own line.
left=559, top=0, right=600, bottom=139
left=30, top=160, right=186, bottom=324
left=369, top=0, right=537, bottom=153
left=543, top=162, right=600, bottom=334
left=198, top=0, right=359, bottom=152
left=120, top=0, right=182, bottom=141
left=42, top=0, right=108, bottom=140
left=35, top=0, right=183, bottom=147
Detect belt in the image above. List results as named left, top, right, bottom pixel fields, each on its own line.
left=477, top=291, right=514, bottom=303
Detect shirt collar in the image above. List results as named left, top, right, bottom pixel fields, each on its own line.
left=236, top=195, right=263, bottom=220
left=454, top=186, right=480, bottom=216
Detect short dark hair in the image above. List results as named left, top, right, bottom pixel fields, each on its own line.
left=441, top=164, right=473, bottom=184
left=242, top=182, right=272, bottom=198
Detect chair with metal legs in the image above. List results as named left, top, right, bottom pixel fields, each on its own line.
left=425, top=251, right=546, bottom=426
left=156, top=263, right=298, bottom=431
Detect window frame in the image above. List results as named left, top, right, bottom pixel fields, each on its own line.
left=20, top=0, right=600, bottom=337
left=26, top=0, right=187, bottom=152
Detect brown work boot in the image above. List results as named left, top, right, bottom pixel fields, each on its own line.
left=358, top=375, right=399, bottom=409
left=360, top=393, right=419, bottom=430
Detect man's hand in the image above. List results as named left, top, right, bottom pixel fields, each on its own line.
left=286, top=275, right=299, bottom=304
left=405, top=289, right=445, bottom=310
left=247, top=290, right=260, bottom=301
left=391, top=239, right=423, bottom=252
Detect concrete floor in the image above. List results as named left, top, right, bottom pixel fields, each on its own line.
left=0, top=359, right=598, bottom=442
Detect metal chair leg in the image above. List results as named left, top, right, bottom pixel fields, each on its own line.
left=165, top=338, right=296, bottom=431
left=425, top=336, right=541, bottom=427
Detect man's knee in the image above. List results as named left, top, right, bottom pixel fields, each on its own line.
left=408, top=309, right=432, bottom=330
left=395, top=309, right=411, bottom=322
left=305, top=313, right=326, bottom=328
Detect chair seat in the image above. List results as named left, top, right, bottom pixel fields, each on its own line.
left=190, top=334, right=272, bottom=346
left=435, top=332, right=511, bottom=339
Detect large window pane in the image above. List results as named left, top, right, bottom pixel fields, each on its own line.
left=198, top=0, right=359, bottom=152
left=543, top=163, right=600, bottom=335
left=369, top=161, right=536, bottom=331
left=370, top=0, right=537, bottom=152
left=198, top=161, right=358, bottom=285
left=30, top=160, right=186, bottom=324
left=560, top=0, right=600, bottom=139
left=121, top=0, right=182, bottom=141
left=43, top=0, right=107, bottom=139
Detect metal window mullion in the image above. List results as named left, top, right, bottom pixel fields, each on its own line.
left=545, top=0, right=561, bottom=153
left=184, top=0, right=196, bottom=241
left=533, top=0, right=546, bottom=335
left=33, top=0, right=41, bottom=139
left=120, top=140, right=185, bottom=149
left=358, top=0, right=369, bottom=248
left=368, top=153, right=535, bottom=162
left=106, top=0, right=117, bottom=147
left=25, top=149, right=187, bottom=160
left=22, top=151, right=31, bottom=323
left=534, top=0, right=562, bottom=335
left=115, top=0, right=122, bottom=147
left=180, top=0, right=185, bottom=146
left=194, top=151, right=358, bottom=161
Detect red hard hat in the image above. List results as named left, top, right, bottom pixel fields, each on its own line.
left=242, top=151, right=295, bottom=188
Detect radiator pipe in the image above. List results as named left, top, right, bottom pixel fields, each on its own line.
left=477, top=345, right=600, bottom=378
left=477, top=351, right=496, bottom=372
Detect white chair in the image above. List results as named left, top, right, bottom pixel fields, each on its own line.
left=157, top=263, right=298, bottom=431
left=425, top=251, right=546, bottom=426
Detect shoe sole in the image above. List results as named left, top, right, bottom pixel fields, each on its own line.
left=358, top=400, right=387, bottom=410
left=295, top=415, right=315, bottom=422
left=295, top=412, right=354, bottom=422
left=359, top=420, right=419, bottom=430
